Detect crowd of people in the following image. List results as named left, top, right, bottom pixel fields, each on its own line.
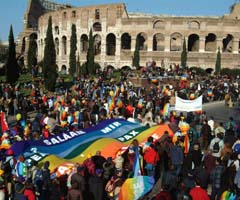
left=0, top=65, right=240, bottom=200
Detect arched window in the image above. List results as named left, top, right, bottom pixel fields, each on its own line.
left=80, top=34, right=88, bottom=52
left=136, top=32, right=147, bottom=50
left=121, top=33, right=131, bottom=49
left=222, top=34, right=233, bottom=53
left=153, top=33, right=164, bottom=51
left=93, top=22, right=102, bottom=32
left=188, top=21, right=200, bottom=29
left=93, top=34, right=101, bottom=55
left=55, top=38, right=59, bottom=55
left=106, top=33, right=116, bottom=55
left=170, top=32, right=182, bottom=51
left=188, top=34, right=200, bottom=52
left=205, top=33, right=216, bottom=52
left=62, top=36, right=67, bottom=55
left=55, top=26, right=59, bottom=35
left=153, top=20, right=164, bottom=29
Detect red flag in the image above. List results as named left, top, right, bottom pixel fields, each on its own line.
left=1, top=112, right=9, bottom=132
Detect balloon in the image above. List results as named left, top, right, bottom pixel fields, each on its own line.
left=109, top=91, right=114, bottom=97
left=16, top=114, right=21, bottom=121
left=20, top=120, right=26, bottom=128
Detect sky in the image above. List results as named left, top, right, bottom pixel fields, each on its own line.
left=0, top=0, right=238, bottom=42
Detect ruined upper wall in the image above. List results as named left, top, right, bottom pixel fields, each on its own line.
left=224, top=3, right=240, bottom=19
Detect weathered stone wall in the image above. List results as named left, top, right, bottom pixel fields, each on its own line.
left=18, top=1, right=240, bottom=72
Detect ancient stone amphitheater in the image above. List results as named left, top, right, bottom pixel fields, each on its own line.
left=17, top=0, right=240, bottom=72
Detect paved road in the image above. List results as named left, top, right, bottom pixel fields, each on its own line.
left=203, top=100, right=239, bottom=123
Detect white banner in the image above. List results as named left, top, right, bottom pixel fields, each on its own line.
left=175, top=95, right=202, bottom=112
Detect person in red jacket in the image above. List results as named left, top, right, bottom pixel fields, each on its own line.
left=143, top=137, right=159, bottom=178
left=155, top=184, right=172, bottom=200
left=24, top=182, right=36, bottom=200
left=189, top=179, right=210, bottom=200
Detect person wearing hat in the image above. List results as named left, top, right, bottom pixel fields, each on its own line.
left=88, top=169, right=104, bottom=200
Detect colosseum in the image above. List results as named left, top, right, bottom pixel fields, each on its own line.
left=17, top=0, right=240, bottom=72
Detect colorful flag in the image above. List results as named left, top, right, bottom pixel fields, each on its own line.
left=162, top=103, right=170, bottom=117
left=114, top=85, right=120, bottom=97
left=120, top=84, right=124, bottom=93
left=118, top=176, right=154, bottom=200
left=133, top=148, right=141, bottom=177
left=117, top=98, right=123, bottom=108
left=92, top=89, right=97, bottom=100
left=1, top=112, right=9, bottom=132
left=108, top=97, right=115, bottom=112
left=137, top=98, right=143, bottom=109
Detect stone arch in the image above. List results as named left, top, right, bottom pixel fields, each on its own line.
left=121, top=65, right=132, bottom=71
left=21, top=37, right=26, bottom=54
left=55, top=38, right=59, bottom=55
left=106, top=33, right=116, bottom=56
left=189, top=21, right=200, bottom=29
left=93, top=34, right=101, bottom=55
left=61, top=65, right=67, bottom=74
left=93, top=22, right=102, bottom=32
left=153, top=33, right=165, bottom=51
left=222, top=34, right=233, bottom=53
left=63, top=11, right=67, bottom=19
left=107, top=65, right=115, bottom=71
left=121, top=33, right=131, bottom=50
left=62, top=36, right=67, bottom=55
left=170, top=32, right=182, bottom=51
left=153, top=20, right=164, bottom=29
left=29, top=33, right=37, bottom=40
left=136, top=32, right=147, bottom=50
left=80, top=34, right=88, bottom=52
left=29, top=33, right=38, bottom=65
left=188, top=34, right=199, bottom=52
left=205, top=33, right=217, bottom=52
left=54, top=26, right=59, bottom=35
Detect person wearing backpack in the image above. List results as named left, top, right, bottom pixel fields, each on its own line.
left=31, top=161, right=43, bottom=197
left=209, top=133, right=224, bottom=159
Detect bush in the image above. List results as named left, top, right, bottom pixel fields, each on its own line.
left=190, top=67, right=208, bottom=76
left=220, top=68, right=240, bottom=77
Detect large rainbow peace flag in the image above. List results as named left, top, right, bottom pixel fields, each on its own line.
left=10, top=119, right=173, bottom=172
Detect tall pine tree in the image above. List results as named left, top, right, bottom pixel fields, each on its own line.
left=181, top=37, right=187, bottom=68
left=5, top=25, right=19, bottom=84
left=86, top=28, right=95, bottom=75
left=27, top=36, right=37, bottom=71
left=43, top=16, right=57, bottom=91
left=215, top=47, right=221, bottom=74
left=132, top=38, right=140, bottom=68
left=69, top=24, right=77, bottom=76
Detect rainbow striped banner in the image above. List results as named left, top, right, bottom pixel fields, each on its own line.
left=10, top=119, right=173, bottom=171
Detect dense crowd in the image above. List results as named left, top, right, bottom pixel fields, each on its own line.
left=0, top=65, right=240, bottom=200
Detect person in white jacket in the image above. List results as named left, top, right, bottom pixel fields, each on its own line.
left=209, top=133, right=224, bottom=158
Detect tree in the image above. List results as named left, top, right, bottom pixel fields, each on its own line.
left=86, top=28, right=95, bottom=75
left=5, top=25, right=20, bottom=84
left=69, top=24, right=77, bottom=76
left=181, top=37, right=187, bottom=68
left=132, top=38, right=140, bottom=68
left=215, top=47, right=221, bottom=74
left=27, top=37, right=37, bottom=72
left=43, top=16, right=57, bottom=91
